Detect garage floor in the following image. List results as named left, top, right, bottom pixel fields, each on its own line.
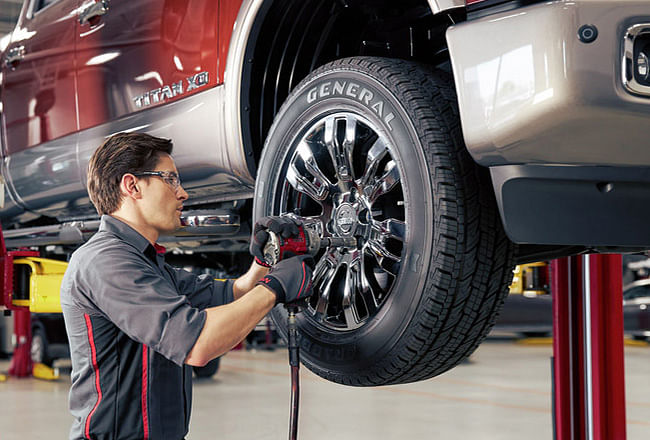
left=1, top=338, right=649, bottom=440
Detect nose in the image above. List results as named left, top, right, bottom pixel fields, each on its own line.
left=177, top=185, right=189, bottom=201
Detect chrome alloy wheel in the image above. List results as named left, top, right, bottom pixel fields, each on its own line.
left=278, top=113, right=406, bottom=331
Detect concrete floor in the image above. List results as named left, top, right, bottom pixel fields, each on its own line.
left=1, top=339, right=649, bottom=440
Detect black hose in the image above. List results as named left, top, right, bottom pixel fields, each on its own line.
left=287, top=307, right=300, bottom=440
left=289, top=365, right=300, bottom=440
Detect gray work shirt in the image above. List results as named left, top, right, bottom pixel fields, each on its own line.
left=60, top=215, right=234, bottom=440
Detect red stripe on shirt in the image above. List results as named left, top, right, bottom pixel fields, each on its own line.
left=142, top=345, right=149, bottom=439
left=84, top=314, right=102, bottom=439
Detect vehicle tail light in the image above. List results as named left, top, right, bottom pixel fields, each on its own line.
left=623, top=24, right=650, bottom=96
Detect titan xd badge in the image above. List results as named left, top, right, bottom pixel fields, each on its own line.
left=133, top=71, right=209, bottom=108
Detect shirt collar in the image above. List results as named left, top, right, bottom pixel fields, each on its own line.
left=99, top=215, right=155, bottom=255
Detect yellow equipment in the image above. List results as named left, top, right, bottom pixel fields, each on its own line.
left=32, top=362, right=60, bottom=381
left=12, top=257, right=66, bottom=312
left=1, top=220, right=67, bottom=379
left=509, top=262, right=549, bottom=296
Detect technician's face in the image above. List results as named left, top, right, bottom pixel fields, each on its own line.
left=140, top=154, right=188, bottom=233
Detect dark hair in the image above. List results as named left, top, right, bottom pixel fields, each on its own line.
left=87, top=132, right=173, bottom=215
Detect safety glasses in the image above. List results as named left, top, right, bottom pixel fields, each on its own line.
left=132, top=171, right=182, bottom=191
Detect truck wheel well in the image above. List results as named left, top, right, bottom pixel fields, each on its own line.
left=241, top=0, right=460, bottom=170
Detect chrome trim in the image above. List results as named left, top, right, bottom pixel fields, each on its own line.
left=133, top=72, right=209, bottom=109
left=25, top=0, right=43, bottom=21
left=622, top=23, right=650, bottom=97
left=25, top=0, right=37, bottom=20
left=223, top=0, right=262, bottom=178
left=3, top=210, right=239, bottom=248
left=178, top=210, right=240, bottom=236
left=4, top=45, right=25, bottom=69
left=78, top=0, right=109, bottom=26
left=427, top=0, right=465, bottom=15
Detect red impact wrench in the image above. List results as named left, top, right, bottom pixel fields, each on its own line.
left=262, top=217, right=356, bottom=440
left=262, top=220, right=356, bottom=266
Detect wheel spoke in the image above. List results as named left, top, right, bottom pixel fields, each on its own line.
left=291, top=215, right=325, bottom=236
left=311, top=257, right=338, bottom=319
left=379, top=258, right=401, bottom=278
left=367, top=160, right=400, bottom=203
left=367, top=238, right=400, bottom=263
left=341, top=116, right=357, bottom=182
left=359, top=137, right=389, bottom=188
left=324, top=116, right=355, bottom=185
left=359, top=278, right=379, bottom=316
left=341, top=253, right=363, bottom=329
left=286, top=143, right=332, bottom=203
left=286, top=165, right=323, bottom=202
left=373, top=218, right=406, bottom=242
left=354, top=256, right=379, bottom=318
left=297, top=140, right=333, bottom=190
left=366, top=225, right=402, bottom=277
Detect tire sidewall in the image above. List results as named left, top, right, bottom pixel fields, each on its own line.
left=31, top=328, right=49, bottom=365
left=255, top=61, right=436, bottom=371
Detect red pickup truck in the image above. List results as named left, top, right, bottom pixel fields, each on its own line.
left=2, top=0, right=650, bottom=386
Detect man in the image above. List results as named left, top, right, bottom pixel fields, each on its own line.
left=60, top=132, right=313, bottom=440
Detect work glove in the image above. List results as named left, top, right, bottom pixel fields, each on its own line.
left=250, top=215, right=303, bottom=267
left=256, top=254, right=315, bottom=304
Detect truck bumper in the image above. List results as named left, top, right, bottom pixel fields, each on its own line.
left=447, top=0, right=650, bottom=167
left=447, top=1, right=650, bottom=247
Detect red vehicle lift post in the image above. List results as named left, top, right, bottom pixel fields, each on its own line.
left=552, top=254, right=626, bottom=440
left=0, top=224, right=39, bottom=377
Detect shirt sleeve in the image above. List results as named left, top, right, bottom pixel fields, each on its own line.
left=167, top=265, right=235, bottom=309
left=77, top=246, right=206, bottom=366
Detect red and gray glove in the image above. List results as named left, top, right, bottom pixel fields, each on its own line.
left=250, top=215, right=303, bottom=267
left=257, top=254, right=315, bottom=304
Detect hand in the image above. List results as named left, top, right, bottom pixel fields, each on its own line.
left=256, top=255, right=315, bottom=304
left=250, top=215, right=302, bottom=267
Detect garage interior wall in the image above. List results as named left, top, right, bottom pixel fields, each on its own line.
left=0, top=0, right=22, bottom=37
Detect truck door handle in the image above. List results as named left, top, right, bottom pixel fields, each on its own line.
left=4, top=45, right=25, bottom=69
left=78, top=0, right=109, bottom=26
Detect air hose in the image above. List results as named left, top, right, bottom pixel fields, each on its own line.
left=286, top=305, right=300, bottom=440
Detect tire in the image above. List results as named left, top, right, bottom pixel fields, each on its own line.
left=193, top=356, right=220, bottom=379
left=31, top=327, right=52, bottom=367
left=254, top=57, right=515, bottom=386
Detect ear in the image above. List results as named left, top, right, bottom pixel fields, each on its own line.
left=120, top=173, right=143, bottom=200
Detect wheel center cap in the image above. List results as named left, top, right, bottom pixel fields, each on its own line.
left=334, top=203, right=356, bottom=235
